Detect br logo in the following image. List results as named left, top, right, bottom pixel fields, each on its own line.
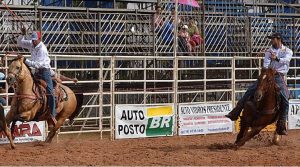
left=146, top=106, right=173, bottom=136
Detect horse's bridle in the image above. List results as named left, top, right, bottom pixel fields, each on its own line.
left=8, top=61, right=39, bottom=101
left=8, top=60, right=32, bottom=85
left=8, top=62, right=23, bottom=84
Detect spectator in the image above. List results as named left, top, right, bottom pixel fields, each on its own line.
left=0, top=72, right=5, bottom=89
left=188, top=18, right=203, bottom=52
left=171, top=7, right=182, bottom=29
left=161, top=18, right=174, bottom=45
left=179, top=25, right=192, bottom=54
left=154, top=5, right=163, bottom=31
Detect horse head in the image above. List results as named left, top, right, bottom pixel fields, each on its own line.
left=254, top=68, right=277, bottom=102
left=6, top=56, right=28, bottom=87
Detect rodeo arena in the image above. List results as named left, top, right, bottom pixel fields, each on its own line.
left=0, top=0, right=300, bottom=166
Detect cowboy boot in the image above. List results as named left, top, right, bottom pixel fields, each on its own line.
left=276, top=117, right=287, bottom=135
left=225, top=104, right=243, bottom=121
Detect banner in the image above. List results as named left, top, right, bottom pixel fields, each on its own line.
left=0, top=109, right=46, bottom=144
left=115, top=105, right=174, bottom=139
left=288, top=100, right=300, bottom=129
left=178, top=103, right=233, bottom=135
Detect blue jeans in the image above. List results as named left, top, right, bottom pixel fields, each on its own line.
left=236, top=73, right=289, bottom=121
left=36, top=69, right=56, bottom=117
left=0, top=97, right=6, bottom=106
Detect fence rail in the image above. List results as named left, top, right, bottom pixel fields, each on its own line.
left=0, top=54, right=299, bottom=138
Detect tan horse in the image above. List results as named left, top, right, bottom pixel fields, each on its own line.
left=4, top=57, right=83, bottom=147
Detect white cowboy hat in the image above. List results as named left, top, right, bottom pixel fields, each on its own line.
left=183, top=25, right=188, bottom=29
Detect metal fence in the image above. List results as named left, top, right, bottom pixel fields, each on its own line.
left=1, top=2, right=300, bottom=138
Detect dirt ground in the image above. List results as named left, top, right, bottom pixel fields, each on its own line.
left=0, top=130, right=299, bottom=166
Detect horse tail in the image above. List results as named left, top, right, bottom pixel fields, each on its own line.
left=68, top=93, right=84, bottom=125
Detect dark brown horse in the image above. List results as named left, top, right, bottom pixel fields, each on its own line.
left=235, top=68, right=281, bottom=147
left=4, top=57, right=83, bottom=148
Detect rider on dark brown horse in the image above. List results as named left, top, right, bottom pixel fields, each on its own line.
left=17, top=28, right=57, bottom=124
left=226, top=32, right=292, bottom=135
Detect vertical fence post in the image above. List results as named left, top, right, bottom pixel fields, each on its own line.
left=152, top=12, right=156, bottom=57
left=111, top=56, right=115, bottom=140
left=232, top=55, right=236, bottom=133
left=98, top=12, right=101, bottom=56
left=173, top=0, right=179, bottom=136
left=99, top=57, right=103, bottom=139
left=202, top=0, right=205, bottom=56
left=39, top=10, right=42, bottom=40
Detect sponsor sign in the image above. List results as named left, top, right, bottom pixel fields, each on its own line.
left=0, top=109, right=46, bottom=144
left=288, top=100, right=300, bottom=129
left=115, top=105, right=174, bottom=139
left=178, top=103, right=233, bottom=135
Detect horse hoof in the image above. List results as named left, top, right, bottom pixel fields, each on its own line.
left=273, top=134, right=280, bottom=145
left=45, top=139, right=52, bottom=143
left=11, top=144, right=16, bottom=149
left=233, top=143, right=239, bottom=150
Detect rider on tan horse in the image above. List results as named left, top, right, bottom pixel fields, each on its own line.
left=5, top=56, right=83, bottom=146
left=17, top=28, right=57, bottom=124
left=2, top=28, right=83, bottom=148
left=226, top=32, right=292, bottom=135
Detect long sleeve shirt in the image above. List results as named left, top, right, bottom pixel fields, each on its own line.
left=17, top=35, right=51, bottom=69
left=263, top=45, right=293, bottom=75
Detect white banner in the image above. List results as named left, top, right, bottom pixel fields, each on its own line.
left=288, top=100, right=300, bottom=130
left=179, top=102, right=233, bottom=135
left=0, top=109, right=46, bottom=144
left=115, top=105, right=174, bottom=139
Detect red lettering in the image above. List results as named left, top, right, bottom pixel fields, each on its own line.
left=0, top=125, right=20, bottom=138
left=19, top=124, right=31, bottom=137
left=0, top=123, right=42, bottom=139
left=32, top=123, right=42, bottom=136
left=193, top=117, right=205, bottom=120
left=195, top=121, right=206, bottom=125
left=183, top=122, right=193, bottom=126
left=208, top=116, right=226, bottom=119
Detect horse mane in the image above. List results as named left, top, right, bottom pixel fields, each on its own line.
left=261, top=68, right=280, bottom=93
left=11, top=57, right=21, bottom=62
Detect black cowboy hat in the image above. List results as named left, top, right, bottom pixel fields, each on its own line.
left=267, top=32, right=282, bottom=40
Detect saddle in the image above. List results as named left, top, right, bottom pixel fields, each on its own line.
left=32, top=79, right=68, bottom=121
